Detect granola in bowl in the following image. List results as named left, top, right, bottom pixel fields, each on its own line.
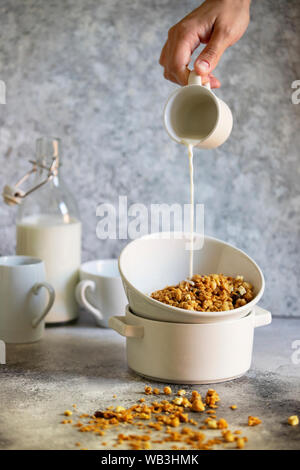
left=150, top=274, right=254, bottom=312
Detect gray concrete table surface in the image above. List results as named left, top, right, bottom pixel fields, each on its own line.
left=0, top=315, right=300, bottom=450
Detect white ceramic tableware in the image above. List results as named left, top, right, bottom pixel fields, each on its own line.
left=119, top=232, right=265, bottom=324
left=75, top=259, right=127, bottom=328
left=164, top=71, right=233, bottom=149
left=0, top=256, right=55, bottom=343
left=109, top=305, right=272, bottom=384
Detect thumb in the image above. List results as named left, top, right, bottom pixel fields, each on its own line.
left=194, top=28, right=228, bottom=76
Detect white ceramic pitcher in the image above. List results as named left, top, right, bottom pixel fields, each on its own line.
left=163, top=71, right=233, bottom=149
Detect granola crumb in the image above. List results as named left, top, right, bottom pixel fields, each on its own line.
left=207, top=419, right=218, bottom=429
left=153, top=388, right=160, bottom=395
left=230, top=405, right=237, bottom=410
left=206, top=389, right=220, bottom=408
left=145, top=386, right=152, bottom=395
left=222, top=430, right=235, bottom=442
left=217, top=418, right=228, bottom=429
left=164, top=386, right=172, bottom=395
left=288, top=415, right=299, bottom=426
left=248, top=416, right=262, bottom=426
left=236, top=437, right=246, bottom=449
left=64, top=410, right=72, bottom=416
left=191, top=399, right=205, bottom=412
left=173, top=397, right=183, bottom=406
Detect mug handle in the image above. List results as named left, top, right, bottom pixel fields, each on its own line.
left=75, top=280, right=104, bottom=322
left=32, top=282, right=55, bottom=328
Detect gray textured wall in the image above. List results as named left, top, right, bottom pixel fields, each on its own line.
left=0, top=0, right=299, bottom=317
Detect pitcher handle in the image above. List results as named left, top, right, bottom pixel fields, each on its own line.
left=188, top=70, right=211, bottom=90
left=32, top=282, right=55, bottom=328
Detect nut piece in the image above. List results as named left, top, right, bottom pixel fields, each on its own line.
left=217, top=418, right=228, bottom=429
left=222, top=430, right=234, bottom=442
left=207, top=419, right=218, bottom=429
left=191, top=391, right=200, bottom=402
left=288, top=415, right=299, bottom=426
left=115, top=406, right=126, bottom=413
left=236, top=437, right=245, bottom=449
left=191, top=399, right=205, bottom=412
left=173, top=397, right=183, bottom=406
left=248, top=416, right=262, bottom=426
left=164, top=386, right=172, bottom=395
left=206, top=389, right=220, bottom=408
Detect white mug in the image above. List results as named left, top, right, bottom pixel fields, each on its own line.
left=163, top=71, right=233, bottom=149
left=0, top=256, right=55, bottom=343
left=75, top=259, right=127, bottom=328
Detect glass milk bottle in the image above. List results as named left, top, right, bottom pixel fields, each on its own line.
left=16, top=137, right=81, bottom=324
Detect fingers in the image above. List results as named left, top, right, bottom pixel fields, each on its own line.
left=159, top=21, right=225, bottom=87
left=159, top=23, right=200, bottom=86
left=207, top=73, right=221, bottom=89
left=194, top=26, right=229, bottom=77
left=160, top=41, right=191, bottom=86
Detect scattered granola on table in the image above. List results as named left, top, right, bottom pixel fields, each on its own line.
left=60, top=387, right=264, bottom=450
left=150, top=274, right=254, bottom=312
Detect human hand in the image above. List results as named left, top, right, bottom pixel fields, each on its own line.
left=159, top=0, right=250, bottom=88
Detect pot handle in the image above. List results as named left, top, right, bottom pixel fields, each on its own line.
left=108, top=316, right=144, bottom=338
left=253, top=305, right=272, bottom=328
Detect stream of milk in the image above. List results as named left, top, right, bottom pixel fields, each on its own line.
left=181, top=141, right=195, bottom=279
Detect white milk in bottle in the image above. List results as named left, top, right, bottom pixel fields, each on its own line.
left=17, top=215, right=81, bottom=323
left=16, top=137, right=81, bottom=324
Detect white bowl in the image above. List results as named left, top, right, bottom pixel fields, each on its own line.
left=119, top=232, right=265, bottom=324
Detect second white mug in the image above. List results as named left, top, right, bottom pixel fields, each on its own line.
left=75, top=259, right=127, bottom=328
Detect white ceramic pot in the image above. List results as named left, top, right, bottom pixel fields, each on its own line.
left=119, top=232, right=265, bottom=324
left=109, top=305, right=271, bottom=384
